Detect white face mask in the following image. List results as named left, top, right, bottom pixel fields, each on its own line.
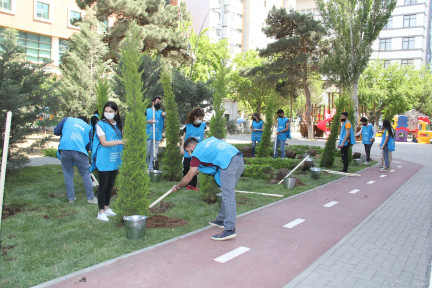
left=195, top=119, right=202, bottom=124
left=104, top=112, right=115, bottom=120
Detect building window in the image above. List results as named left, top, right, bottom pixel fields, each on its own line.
left=403, top=15, right=416, bottom=27
left=384, top=60, right=391, bottom=68
left=404, top=0, right=417, bottom=5
left=379, top=38, right=391, bottom=51
left=69, top=10, right=81, bottom=27
left=17, top=31, right=51, bottom=63
left=401, top=59, right=414, bottom=66
left=59, top=38, right=68, bottom=64
left=402, top=37, right=415, bottom=50
left=383, top=17, right=392, bottom=29
left=36, top=1, right=49, bottom=19
left=1, top=0, right=11, bottom=11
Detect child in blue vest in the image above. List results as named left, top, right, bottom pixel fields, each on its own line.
left=172, top=137, right=244, bottom=241
left=146, top=96, right=166, bottom=170
left=355, top=117, right=376, bottom=164
left=54, top=116, right=96, bottom=203
left=380, top=119, right=396, bottom=172
left=274, top=109, right=291, bottom=158
left=180, top=108, right=207, bottom=190
left=250, top=113, right=264, bottom=157
left=337, top=112, right=356, bottom=172
left=91, top=101, right=125, bottom=222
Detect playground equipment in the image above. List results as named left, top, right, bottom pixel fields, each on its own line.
left=392, top=114, right=431, bottom=144
left=317, top=108, right=336, bottom=138
left=417, top=117, right=431, bottom=144
left=393, top=115, right=409, bottom=142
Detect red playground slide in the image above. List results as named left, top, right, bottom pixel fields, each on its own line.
left=317, top=109, right=336, bottom=136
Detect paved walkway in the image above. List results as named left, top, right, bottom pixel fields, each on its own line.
left=32, top=133, right=432, bottom=288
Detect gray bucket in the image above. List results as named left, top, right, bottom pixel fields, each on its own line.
left=284, top=177, right=296, bottom=189
left=310, top=167, right=321, bottom=179
left=360, top=154, right=366, bottom=162
left=353, top=158, right=362, bottom=166
left=123, top=215, right=148, bottom=239
left=149, top=170, right=162, bottom=182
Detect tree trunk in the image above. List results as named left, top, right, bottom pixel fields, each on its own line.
left=352, top=76, right=360, bottom=131
left=303, top=77, right=313, bottom=140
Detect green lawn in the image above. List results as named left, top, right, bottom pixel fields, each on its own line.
left=0, top=157, right=374, bottom=287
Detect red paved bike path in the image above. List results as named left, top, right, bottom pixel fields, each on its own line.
left=44, top=160, right=421, bottom=288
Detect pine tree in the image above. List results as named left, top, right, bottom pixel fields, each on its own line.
left=114, top=22, right=151, bottom=218
left=95, top=77, right=110, bottom=119
left=208, top=59, right=227, bottom=139
left=320, top=97, right=344, bottom=167
left=257, top=92, right=278, bottom=158
left=161, top=68, right=182, bottom=181
left=0, top=28, right=52, bottom=166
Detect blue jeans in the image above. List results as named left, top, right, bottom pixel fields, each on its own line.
left=217, top=154, right=245, bottom=231
left=60, top=150, right=94, bottom=201
left=251, top=140, right=259, bottom=157
left=383, top=145, right=390, bottom=168
left=146, top=139, right=160, bottom=170
left=274, top=140, right=286, bottom=158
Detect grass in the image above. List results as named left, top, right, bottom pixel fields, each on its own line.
left=0, top=156, right=375, bottom=288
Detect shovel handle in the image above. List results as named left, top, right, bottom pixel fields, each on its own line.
left=149, top=189, right=173, bottom=208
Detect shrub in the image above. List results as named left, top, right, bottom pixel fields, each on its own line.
left=243, top=164, right=274, bottom=180
left=43, top=148, right=57, bottom=158
left=257, top=92, right=277, bottom=157
left=245, top=157, right=301, bottom=170
left=198, top=173, right=219, bottom=203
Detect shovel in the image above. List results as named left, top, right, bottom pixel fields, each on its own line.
left=273, top=135, right=277, bottom=159
left=152, top=106, right=159, bottom=170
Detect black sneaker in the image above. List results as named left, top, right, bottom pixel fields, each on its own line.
left=211, top=229, right=237, bottom=241
left=209, top=220, right=224, bottom=229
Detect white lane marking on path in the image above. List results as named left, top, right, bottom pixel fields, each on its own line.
left=324, top=201, right=338, bottom=208
left=349, top=189, right=360, bottom=194
left=390, top=170, right=395, bottom=173
left=397, top=166, right=402, bottom=168
left=367, top=181, right=375, bottom=184
left=214, top=246, right=250, bottom=263
left=394, top=161, right=400, bottom=163
left=380, top=175, right=387, bottom=178
left=284, top=218, right=305, bottom=228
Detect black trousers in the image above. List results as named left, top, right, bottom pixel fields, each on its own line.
left=183, top=157, right=198, bottom=187
left=340, top=145, right=350, bottom=172
left=97, top=170, right=117, bottom=210
left=364, top=144, right=373, bottom=162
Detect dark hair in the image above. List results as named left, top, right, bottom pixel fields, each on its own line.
left=341, top=112, right=349, bottom=117
left=252, top=113, right=261, bottom=122
left=152, top=96, right=162, bottom=103
left=360, top=117, right=368, bottom=122
left=184, top=137, right=198, bottom=150
left=93, top=109, right=99, bottom=115
left=185, top=108, right=205, bottom=124
left=101, top=101, right=123, bottom=137
left=78, top=116, right=89, bottom=124
left=277, top=109, right=284, bottom=114
left=382, top=119, right=394, bottom=138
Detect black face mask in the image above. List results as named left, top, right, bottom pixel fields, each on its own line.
left=154, top=103, right=161, bottom=110
left=340, top=118, right=346, bottom=122
left=363, top=123, right=368, bottom=126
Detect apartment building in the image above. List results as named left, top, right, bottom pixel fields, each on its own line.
left=0, top=0, right=87, bottom=73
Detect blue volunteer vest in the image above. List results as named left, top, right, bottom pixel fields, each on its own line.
left=184, top=122, right=206, bottom=158
left=380, top=129, right=396, bottom=152
left=251, top=120, right=264, bottom=141
left=362, top=124, right=374, bottom=144
left=192, top=137, right=242, bottom=186
left=58, top=118, right=92, bottom=156
left=91, top=120, right=123, bottom=172
left=146, top=108, right=164, bottom=141
left=339, top=120, right=356, bottom=146
left=277, top=117, right=290, bottom=140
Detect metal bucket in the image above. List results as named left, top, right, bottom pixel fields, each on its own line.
left=284, top=177, right=296, bottom=189
left=302, top=153, right=309, bottom=159
left=310, top=167, right=321, bottom=179
left=360, top=155, right=366, bottom=162
left=123, top=215, right=148, bottom=239
left=149, top=170, right=162, bottom=182
left=353, top=158, right=362, bottom=166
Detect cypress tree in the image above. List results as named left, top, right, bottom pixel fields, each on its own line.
left=257, top=91, right=278, bottom=158
left=114, top=22, right=150, bottom=218
left=208, top=59, right=227, bottom=139
left=320, top=98, right=344, bottom=168
left=95, top=77, right=110, bottom=120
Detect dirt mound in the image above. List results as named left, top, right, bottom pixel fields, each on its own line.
left=1, top=205, right=24, bottom=220
left=149, top=201, right=175, bottom=214
left=275, top=168, right=290, bottom=180
left=294, top=177, right=305, bottom=187
left=147, top=215, right=188, bottom=228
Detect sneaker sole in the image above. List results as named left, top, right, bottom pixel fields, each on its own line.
left=97, top=218, right=109, bottom=222
left=209, top=222, right=224, bottom=229
left=211, top=233, right=237, bottom=241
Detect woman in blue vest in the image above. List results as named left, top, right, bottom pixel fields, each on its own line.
left=337, top=112, right=356, bottom=172
left=180, top=108, right=207, bottom=190
left=146, top=96, right=166, bottom=170
left=274, top=109, right=291, bottom=158
left=250, top=113, right=264, bottom=157
left=91, top=101, right=125, bottom=222
left=379, top=119, right=396, bottom=172
left=355, top=117, right=376, bottom=164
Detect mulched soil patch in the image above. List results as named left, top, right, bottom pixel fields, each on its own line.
left=146, top=215, right=188, bottom=228
left=149, top=201, right=175, bottom=214
left=1, top=205, right=25, bottom=220
left=1, top=245, right=15, bottom=257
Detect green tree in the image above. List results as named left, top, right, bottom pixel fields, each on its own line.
left=0, top=28, right=52, bottom=166
left=260, top=8, right=328, bottom=139
left=317, top=0, right=397, bottom=125
left=411, top=66, right=432, bottom=116
left=95, top=77, right=110, bottom=120
left=57, top=13, right=111, bottom=117
left=76, top=0, right=192, bottom=66
left=257, top=91, right=278, bottom=158
left=161, top=68, right=182, bottom=181
left=208, top=59, right=228, bottom=139
left=114, top=22, right=151, bottom=218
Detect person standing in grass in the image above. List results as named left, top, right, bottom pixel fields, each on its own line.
left=274, top=109, right=291, bottom=158
left=172, top=137, right=244, bottom=241
left=250, top=113, right=264, bottom=157
left=145, top=96, right=166, bottom=170
left=180, top=108, right=207, bottom=191
left=337, top=112, right=355, bottom=172
left=355, top=117, right=376, bottom=164
left=91, top=101, right=125, bottom=222
left=54, top=116, right=97, bottom=204
left=379, top=119, right=395, bottom=172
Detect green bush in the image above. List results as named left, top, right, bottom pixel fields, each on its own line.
left=198, top=173, right=219, bottom=203
left=245, top=157, right=300, bottom=170
left=243, top=164, right=274, bottom=180
left=43, top=148, right=57, bottom=158
left=289, top=145, right=324, bottom=155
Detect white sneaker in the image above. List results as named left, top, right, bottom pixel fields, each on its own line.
left=97, top=212, right=109, bottom=222
left=380, top=168, right=389, bottom=172
left=364, top=161, right=370, bottom=165
left=87, top=197, right=98, bottom=204
left=104, top=208, right=117, bottom=217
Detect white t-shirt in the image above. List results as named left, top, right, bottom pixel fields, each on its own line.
left=96, top=121, right=116, bottom=137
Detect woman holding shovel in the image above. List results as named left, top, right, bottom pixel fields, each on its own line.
left=180, top=108, right=207, bottom=190
left=91, top=101, right=125, bottom=222
left=146, top=96, right=166, bottom=171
